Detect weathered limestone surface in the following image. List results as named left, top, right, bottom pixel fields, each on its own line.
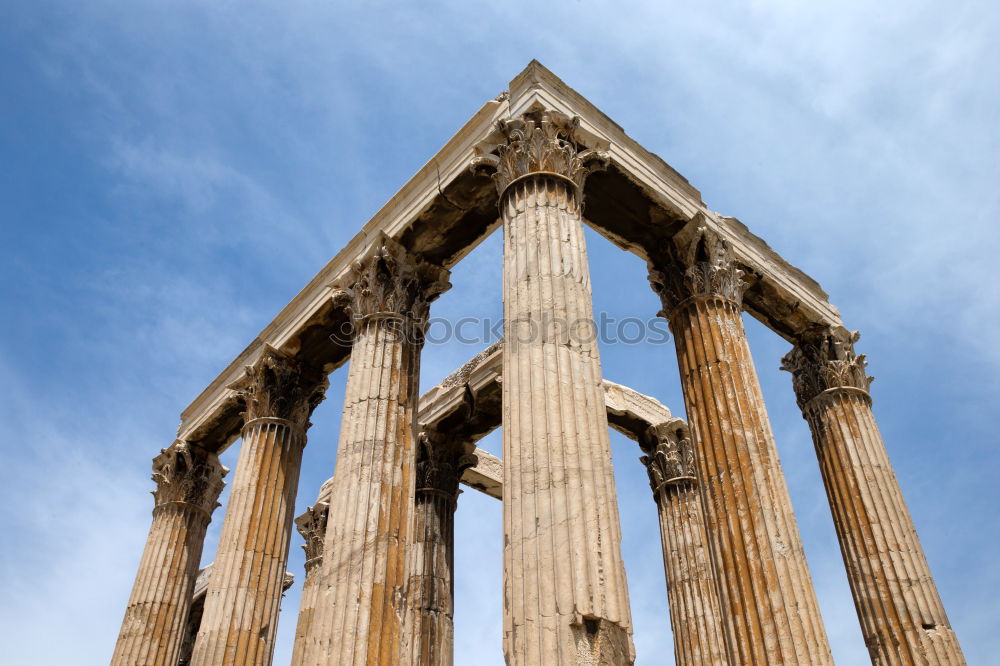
left=301, top=235, right=449, bottom=666
left=649, top=223, right=834, bottom=665
left=405, top=430, right=477, bottom=666
left=178, top=565, right=293, bottom=666
left=639, top=421, right=728, bottom=666
left=474, top=112, right=634, bottom=665
left=190, top=348, right=326, bottom=666
left=289, top=500, right=329, bottom=665
left=783, top=328, right=966, bottom=666
left=112, top=442, right=226, bottom=666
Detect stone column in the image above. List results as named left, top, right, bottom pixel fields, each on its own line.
left=289, top=501, right=329, bottom=665
left=782, top=328, right=966, bottom=665
left=648, top=224, right=833, bottom=665
left=474, top=112, right=634, bottom=665
left=112, top=442, right=226, bottom=666
left=190, top=347, right=327, bottom=666
left=301, top=234, right=450, bottom=666
left=639, top=420, right=729, bottom=666
left=406, top=430, right=477, bottom=666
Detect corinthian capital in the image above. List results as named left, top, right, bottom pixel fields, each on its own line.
left=295, top=502, right=329, bottom=571
left=229, top=346, right=328, bottom=429
left=332, top=233, right=450, bottom=330
left=415, top=429, right=477, bottom=502
left=470, top=110, right=609, bottom=197
left=648, top=222, right=748, bottom=315
left=151, top=441, right=227, bottom=518
left=640, top=420, right=697, bottom=495
left=781, top=327, right=874, bottom=410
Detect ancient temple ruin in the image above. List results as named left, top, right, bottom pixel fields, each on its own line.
left=111, top=62, right=966, bottom=666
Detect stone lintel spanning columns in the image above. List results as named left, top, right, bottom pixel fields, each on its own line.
left=474, top=110, right=634, bottom=665
left=639, top=420, right=729, bottom=666
left=649, top=222, right=834, bottom=665
left=289, top=499, right=330, bottom=665
left=190, top=346, right=327, bottom=666
left=406, top=429, right=477, bottom=666
left=112, top=441, right=227, bottom=666
left=303, top=234, right=450, bottom=666
left=782, top=327, right=966, bottom=665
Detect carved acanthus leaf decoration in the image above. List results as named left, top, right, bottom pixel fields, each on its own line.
left=229, top=346, right=328, bottom=429
left=471, top=111, right=608, bottom=196
left=415, top=429, right=477, bottom=501
left=295, top=502, right=330, bottom=570
left=781, top=327, right=874, bottom=410
left=648, top=223, right=748, bottom=315
left=333, top=233, right=450, bottom=330
left=639, top=421, right=697, bottom=495
left=151, top=441, right=228, bottom=517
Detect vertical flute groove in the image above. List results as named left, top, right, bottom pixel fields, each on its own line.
left=500, top=169, right=633, bottom=664
left=649, top=225, right=833, bottom=665
left=302, top=235, right=448, bottom=666
left=405, top=430, right=474, bottom=666
left=640, top=421, right=729, bottom=666
left=783, top=328, right=966, bottom=665
left=190, top=347, right=326, bottom=666
left=111, top=442, right=226, bottom=666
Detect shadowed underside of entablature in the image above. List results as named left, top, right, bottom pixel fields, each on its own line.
left=176, top=60, right=843, bottom=454
left=305, top=339, right=682, bottom=502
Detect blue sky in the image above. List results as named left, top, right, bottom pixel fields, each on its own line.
left=1, top=1, right=998, bottom=664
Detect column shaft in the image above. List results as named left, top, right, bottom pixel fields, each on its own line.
left=784, top=330, right=965, bottom=665
left=480, top=112, right=634, bottom=665
left=191, top=348, right=325, bottom=666
left=302, top=235, right=449, bottom=666
left=290, top=502, right=329, bottom=665
left=641, top=422, right=729, bottom=666
left=651, top=225, right=833, bottom=665
left=406, top=432, right=475, bottom=666
left=111, top=442, right=225, bottom=666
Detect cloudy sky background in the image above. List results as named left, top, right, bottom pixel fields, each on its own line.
left=1, top=1, right=998, bottom=663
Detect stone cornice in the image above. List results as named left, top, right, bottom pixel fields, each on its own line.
left=151, top=441, right=227, bottom=519
left=639, top=420, right=697, bottom=496
left=648, top=221, right=749, bottom=317
left=228, top=346, right=328, bottom=431
left=781, top=326, right=874, bottom=411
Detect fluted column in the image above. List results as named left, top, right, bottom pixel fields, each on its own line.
left=112, top=442, right=226, bottom=666
left=474, top=111, right=634, bottom=665
left=639, top=420, right=728, bottom=666
left=782, top=328, right=965, bottom=665
left=649, top=224, right=833, bottom=665
left=190, top=347, right=327, bottom=666
left=406, top=429, right=477, bottom=666
left=289, top=502, right=330, bottom=665
left=302, top=234, right=450, bottom=666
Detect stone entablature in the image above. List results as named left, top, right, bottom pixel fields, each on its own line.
left=176, top=62, right=841, bottom=454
